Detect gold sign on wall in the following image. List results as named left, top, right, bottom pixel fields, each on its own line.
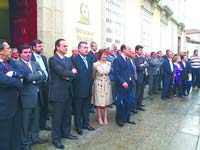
left=79, top=3, right=90, bottom=25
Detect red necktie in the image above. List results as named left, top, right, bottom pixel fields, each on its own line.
left=3, top=61, right=9, bottom=71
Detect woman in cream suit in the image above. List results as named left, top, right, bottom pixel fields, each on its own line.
left=93, top=49, right=112, bottom=125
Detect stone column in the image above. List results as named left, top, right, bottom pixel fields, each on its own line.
left=37, top=0, right=64, bottom=58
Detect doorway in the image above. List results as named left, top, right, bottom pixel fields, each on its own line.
left=0, top=0, right=37, bottom=48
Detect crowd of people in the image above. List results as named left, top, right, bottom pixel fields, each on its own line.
left=0, top=38, right=200, bottom=150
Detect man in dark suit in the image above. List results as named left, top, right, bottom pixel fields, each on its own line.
left=161, top=51, right=175, bottom=100
left=148, top=52, right=161, bottom=95
left=113, top=44, right=136, bottom=127
left=127, top=47, right=138, bottom=114
left=135, top=45, right=148, bottom=111
left=179, top=55, right=191, bottom=96
left=31, top=39, right=51, bottom=131
left=88, top=41, right=98, bottom=63
left=71, top=41, right=95, bottom=135
left=157, top=51, right=164, bottom=90
left=87, top=41, right=98, bottom=113
left=0, top=39, right=24, bottom=150
left=49, top=39, right=78, bottom=149
left=16, top=44, right=47, bottom=150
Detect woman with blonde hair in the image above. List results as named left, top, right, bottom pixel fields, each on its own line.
left=172, top=55, right=183, bottom=97
left=92, top=49, right=112, bottom=125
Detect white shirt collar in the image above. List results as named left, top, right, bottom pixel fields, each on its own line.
left=121, top=53, right=127, bottom=60
left=56, top=52, right=64, bottom=59
left=21, top=58, right=30, bottom=64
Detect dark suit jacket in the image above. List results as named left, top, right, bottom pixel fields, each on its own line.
left=134, top=55, right=147, bottom=84
left=163, top=58, right=175, bottom=77
left=179, top=61, right=191, bottom=80
left=71, top=54, right=93, bottom=98
left=0, top=61, right=23, bottom=119
left=87, top=51, right=97, bottom=63
left=49, top=54, right=76, bottom=102
left=113, top=55, right=134, bottom=89
left=15, top=59, right=46, bottom=108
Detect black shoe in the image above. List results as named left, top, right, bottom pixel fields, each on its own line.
left=40, top=125, right=51, bottom=131
left=126, top=120, right=136, bottom=125
left=83, top=125, right=95, bottom=131
left=52, top=141, right=65, bottom=149
left=148, top=92, right=153, bottom=95
left=62, top=134, right=78, bottom=140
left=109, top=105, right=113, bottom=108
left=137, top=107, right=145, bottom=111
left=76, top=129, right=83, bottom=135
left=141, top=104, right=145, bottom=107
left=153, top=92, right=158, bottom=94
left=21, top=144, right=31, bottom=150
left=116, top=121, right=124, bottom=127
left=161, top=97, right=167, bottom=100
left=166, top=96, right=173, bottom=99
left=32, top=138, right=48, bottom=145
left=132, top=110, right=138, bottom=114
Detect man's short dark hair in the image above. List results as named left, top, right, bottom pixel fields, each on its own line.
left=54, top=39, right=65, bottom=53
left=135, top=45, right=143, bottom=51
left=157, top=51, right=162, bottom=54
left=151, top=52, right=155, bottom=56
left=31, top=39, right=42, bottom=47
left=0, top=39, right=7, bottom=50
left=78, top=41, right=88, bottom=49
left=120, top=44, right=126, bottom=52
left=166, top=49, right=170, bottom=54
left=90, top=41, right=96, bottom=47
left=18, top=44, right=31, bottom=54
left=194, top=49, right=198, bottom=53
left=180, top=55, right=186, bottom=60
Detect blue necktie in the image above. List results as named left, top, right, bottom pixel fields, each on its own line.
left=82, top=57, right=88, bottom=69
left=62, top=58, right=67, bottom=66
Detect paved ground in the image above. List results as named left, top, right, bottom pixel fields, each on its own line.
left=33, top=88, right=200, bottom=150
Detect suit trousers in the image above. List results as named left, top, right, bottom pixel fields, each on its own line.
left=74, top=97, right=91, bottom=130
left=52, top=100, right=72, bottom=143
left=40, top=82, right=49, bottom=127
left=21, top=104, right=40, bottom=145
left=0, top=103, right=21, bottom=150
left=149, top=75, right=158, bottom=93
left=136, top=81, right=144, bottom=107
left=162, top=76, right=173, bottom=98
left=132, top=84, right=137, bottom=111
left=191, top=68, right=200, bottom=87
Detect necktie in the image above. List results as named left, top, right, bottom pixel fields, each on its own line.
left=62, top=57, right=67, bottom=66
left=125, top=57, right=128, bottom=62
left=3, top=61, right=9, bottom=71
left=27, top=62, right=33, bottom=72
left=37, top=55, right=48, bottom=79
left=83, top=57, right=88, bottom=69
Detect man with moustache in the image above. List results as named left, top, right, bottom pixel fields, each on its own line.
left=31, top=39, right=51, bottom=131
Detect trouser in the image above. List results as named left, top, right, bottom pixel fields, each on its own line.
left=51, top=100, right=72, bottom=143
left=0, top=104, right=21, bottom=150
left=21, top=105, right=40, bottom=145
left=74, top=97, right=91, bottom=129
